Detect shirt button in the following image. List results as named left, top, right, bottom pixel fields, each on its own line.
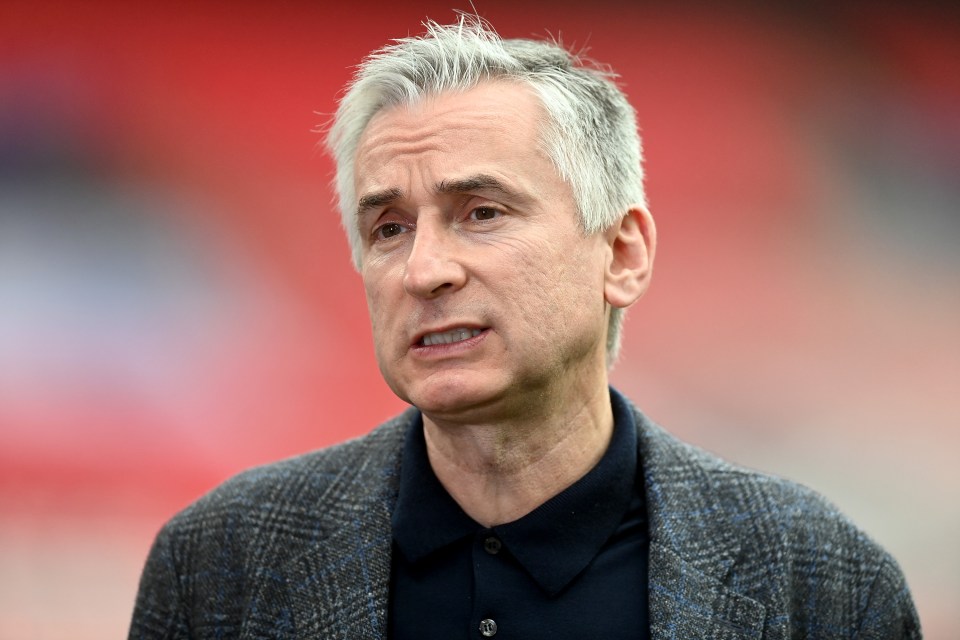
left=483, top=536, right=502, bottom=555
left=479, top=618, right=498, bottom=637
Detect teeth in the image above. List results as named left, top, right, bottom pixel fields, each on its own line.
left=422, top=328, right=482, bottom=346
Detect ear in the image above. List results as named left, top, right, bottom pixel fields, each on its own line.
left=604, top=205, right=656, bottom=309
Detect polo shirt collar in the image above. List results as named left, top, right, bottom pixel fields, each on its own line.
left=392, top=388, right=641, bottom=597
left=391, top=412, right=478, bottom=561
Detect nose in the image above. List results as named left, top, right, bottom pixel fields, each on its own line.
left=402, top=222, right=467, bottom=298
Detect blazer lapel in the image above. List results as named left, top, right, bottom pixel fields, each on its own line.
left=276, top=411, right=413, bottom=639
left=648, top=544, right=765, bottom=639
left=284, top=497, right=394, bottom=639
left=634, top=407, right=766, bottom=639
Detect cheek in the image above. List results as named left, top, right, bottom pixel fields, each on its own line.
left=362, top=268, right=399, bottom=346
left=362, top=260, right=404, bottom=306
left=534, top=237, right=606, bottom=299
left=498, top=239, right=606, bottom=332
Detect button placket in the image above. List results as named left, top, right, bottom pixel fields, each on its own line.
left=472, top=530, right=505, bottom=639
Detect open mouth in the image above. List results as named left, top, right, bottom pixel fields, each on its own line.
left=419, top=327, right=485, bottom=347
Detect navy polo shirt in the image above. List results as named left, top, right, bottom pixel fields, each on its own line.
left=389, top=389, right=649, bottom=639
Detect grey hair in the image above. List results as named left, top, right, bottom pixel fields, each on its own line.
left=325, top=16, right=646, bottom=364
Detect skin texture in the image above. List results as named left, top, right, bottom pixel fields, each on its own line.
left=354, top=81, right=655, bottom=525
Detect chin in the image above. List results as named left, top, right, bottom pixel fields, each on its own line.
left=396, top=374, right=506, bottom=420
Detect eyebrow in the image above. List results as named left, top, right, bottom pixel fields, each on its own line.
left=436, top=174, right=521, bottom=199
left=357, top=187, right=404, bottom=218
left=356, top=174, right=525, bottom=219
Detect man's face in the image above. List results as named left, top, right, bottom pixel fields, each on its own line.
left=353, top=82, right=613, bottom=422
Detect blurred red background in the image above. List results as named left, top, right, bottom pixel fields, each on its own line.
left=1, top=1, right=958, bottom=637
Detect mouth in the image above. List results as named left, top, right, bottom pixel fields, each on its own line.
left=416, top=327, right=486, bottom=347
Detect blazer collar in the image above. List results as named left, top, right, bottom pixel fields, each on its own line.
left=631, top=400, right=766, bottom=638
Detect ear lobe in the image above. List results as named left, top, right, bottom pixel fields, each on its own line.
left=604, top=206, right=656, bottom=309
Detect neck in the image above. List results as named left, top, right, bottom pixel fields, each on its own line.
left=422, top=383, right=614, bottom=527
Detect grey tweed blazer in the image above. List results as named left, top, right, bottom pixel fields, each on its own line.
left=130, top=403, right=921, bottom=639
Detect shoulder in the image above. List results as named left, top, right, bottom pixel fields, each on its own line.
left=150, top=408, right=414, bottom=571
left=633, top=403, right=874, bottom=550
left=631, top=404, right=920, bottom=637
left=130, top=410, right=416, bottom=638
left=196, top=410, right=409, bottom=501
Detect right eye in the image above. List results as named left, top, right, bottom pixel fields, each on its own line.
left=375, top=222, right=407, bottom=240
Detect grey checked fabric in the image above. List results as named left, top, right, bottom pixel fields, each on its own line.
left=129, top=403, right=921, bottom=639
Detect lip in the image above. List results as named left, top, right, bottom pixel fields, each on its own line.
left=410, top=325, right=490, bottom=355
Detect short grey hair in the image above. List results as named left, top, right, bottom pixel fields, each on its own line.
left=325, top=16, right=646, bottom=363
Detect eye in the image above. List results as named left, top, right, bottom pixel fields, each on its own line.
left=374, top=222, right=408, bottom=240
left=469, top=206, right=501, bottom=221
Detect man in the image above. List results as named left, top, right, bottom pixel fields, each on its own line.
left=130, top=17, right=921, bottom=639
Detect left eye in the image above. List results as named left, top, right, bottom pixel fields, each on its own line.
left=470, top=207, right=501, bottom=221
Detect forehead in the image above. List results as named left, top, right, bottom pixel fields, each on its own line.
left=354, top=82, right=548, bottom=184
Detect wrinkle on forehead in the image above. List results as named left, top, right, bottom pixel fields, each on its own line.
left=353, top=81, right=559, bottom=217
